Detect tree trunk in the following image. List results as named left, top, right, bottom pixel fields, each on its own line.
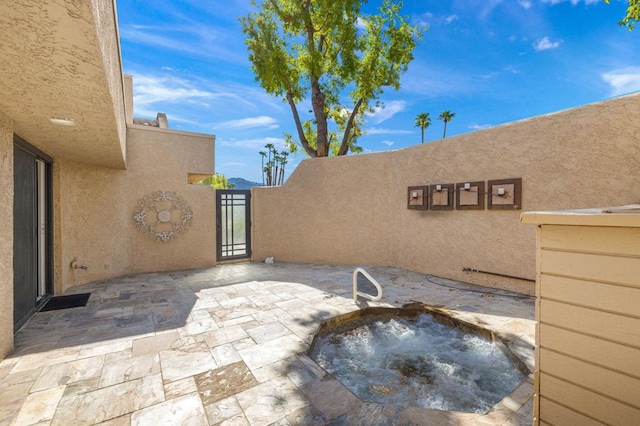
left=286, top=92, right=316, bottom=157
left=337, top=98, right=364, bottom=156
left=311, top=78, right=328, bottom=157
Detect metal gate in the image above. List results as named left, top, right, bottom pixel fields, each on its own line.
left=216, top=190, right=251, bottom=261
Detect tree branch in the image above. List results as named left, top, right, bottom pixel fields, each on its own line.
left=286, top=91, right=316, bottom=157
left=268, top=0, right=293, bottom=23
left=338, top=98, right=364, bottom=156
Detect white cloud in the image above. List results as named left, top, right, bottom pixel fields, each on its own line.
left=356, top=17, right=367, bottom=30
left=412, top=13, right=432, bottom=29
left=518, top=1, right=532, bottom=9
left=219, top=136, right=287, bottom=151
left=366, top=127, right=414, bottom=135
left=469, top=123, right=492, bottom=130
left=541, top=0, right=599, bottom=5
left=119, top=23, right=247, bottom=65
left=401, top=60, right=484, bottom=97
left=366, top=101, right=407, bottom=124
left=602, top=67, right=640, bottom=96
left=217, top=116, right=279, bottom=130
left=444, top=15, right=458, bottom=24
left=132, top=74, right=215, bottom=110
left=381, top=140, right=395, bottom=147
left=533, top=36, right=561, bottom=51
left=129, top=72, right=287, bottom=124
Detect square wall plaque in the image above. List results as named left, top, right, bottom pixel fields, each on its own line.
left=429, top=183, right=454, bottom=210
left=488, top=178, right=522, bottom=210
left=456, top=181, right=485, bottom=210
left=407, top=186, right=429, bottom=210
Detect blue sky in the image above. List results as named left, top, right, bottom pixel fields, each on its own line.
left=116, top=0, right=640, bottom=183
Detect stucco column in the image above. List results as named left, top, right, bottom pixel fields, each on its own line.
left=0, top=111, right=14, bottom=359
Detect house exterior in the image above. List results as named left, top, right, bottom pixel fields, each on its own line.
left=0, top=0, right=216, bottom=359
left=3, top=9, right=640, bottom=424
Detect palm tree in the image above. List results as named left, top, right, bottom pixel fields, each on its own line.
left=259, top=151, right=267, bottom=186
left=414, top=112, right=431, bottom=144
left=278, top=151, right=289, bottom=185
left=438, top=110, right=456, bottom=138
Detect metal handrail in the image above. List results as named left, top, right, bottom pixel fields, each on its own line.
left=353, top=267, right=383, bottom=303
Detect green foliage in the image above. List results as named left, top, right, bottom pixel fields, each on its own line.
left=241, top=0, right=421, bottom=158
left=605, top=0, right=640, bottom=30
left=284, top=112, right=364, bottom=156
left=260, top=144, right=289, bottom=186
left=200, top=173, right=235, bottom=189
left=438, top=110, right=456, bottom=139
left=414, top=112, right=431, bottom=144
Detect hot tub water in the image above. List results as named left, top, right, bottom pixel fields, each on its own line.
left=310, top=313, right=524, bottom=413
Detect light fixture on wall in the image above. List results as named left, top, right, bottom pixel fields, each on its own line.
left=407, top=186, right=428, bottom=210
left=49, top=117, right=76, bottom=126
left=487, top=178, right=522, bottom=210
left=463, top=182, right=471, bottom=191
left=435, top=184, right=442, bottom=191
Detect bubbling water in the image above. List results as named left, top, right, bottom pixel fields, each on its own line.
left=310, top=313, right=524, bottom=413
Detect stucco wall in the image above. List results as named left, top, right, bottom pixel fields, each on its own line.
left=90, top=0, right=127, bottom=162
left=56, top=126, right=215, bottom=290
left=126, top=126, right=216, bottom=274
left=252, top=93, right=640, bottom=295
left=54, top=158, right=130, bottom=292
left=0, top=111, right=14, bottom=359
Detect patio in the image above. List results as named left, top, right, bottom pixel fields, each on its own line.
left=0, top=262, right=535, bottom=425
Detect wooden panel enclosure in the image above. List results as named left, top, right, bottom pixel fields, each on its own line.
left=522, top=209, right=640, bottom=425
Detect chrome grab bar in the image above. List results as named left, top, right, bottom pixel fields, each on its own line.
left=353, top=267, right=383, bottom=303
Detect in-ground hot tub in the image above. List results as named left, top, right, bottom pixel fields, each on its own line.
left=308, top=304, right=530, bottom=414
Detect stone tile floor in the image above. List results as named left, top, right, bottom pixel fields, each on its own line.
left=0, top=262, right=536, bottom=425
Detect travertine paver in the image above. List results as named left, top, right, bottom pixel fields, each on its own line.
left=0, top=262, right=536, bottom=425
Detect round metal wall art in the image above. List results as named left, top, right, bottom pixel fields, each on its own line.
left=133, top=191, right=193, bottom=243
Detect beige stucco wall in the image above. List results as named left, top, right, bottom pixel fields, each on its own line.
left=90, top=0, right=127, bottom=162
left=126, top=126, right=216, bottom=274
left=0, top=111, right=14, bottom=359
left=55, top=126, right=215, bottom=291
left=54, top=158, right=130, bottom=292
left=0, top=0, right=126, bottom=169
left=252, top=93, right=640, bottom=295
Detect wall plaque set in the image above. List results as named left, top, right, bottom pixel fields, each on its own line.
left=408, top=178, right=521, bottom=211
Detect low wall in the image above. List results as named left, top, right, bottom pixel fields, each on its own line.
left=252, top=93, right=640, bottom=295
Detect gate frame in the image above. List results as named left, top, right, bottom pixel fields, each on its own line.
left=216, top=189, right=252, bottom=262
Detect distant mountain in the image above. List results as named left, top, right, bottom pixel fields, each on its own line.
left=228, top=177, right=263, bottom=190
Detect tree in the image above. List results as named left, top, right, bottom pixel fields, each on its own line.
left=200, top=174, right=235, bottom=189
left=261, top=144, right=289, bottom=186
left=241, top=0, right=420, bottom=158
left=259, top=150, right=267, bottom=186
left=414, top=112, right=431, bottom=144
left=605, top=0, right=640, bottom=30
left=438, top=110, right=456, bottom=138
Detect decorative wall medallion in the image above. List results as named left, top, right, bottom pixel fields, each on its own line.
left=133, top=191, right=193, bottom=242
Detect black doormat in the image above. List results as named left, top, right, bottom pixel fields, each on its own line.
left=40, top=293, right=91, bottom=312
